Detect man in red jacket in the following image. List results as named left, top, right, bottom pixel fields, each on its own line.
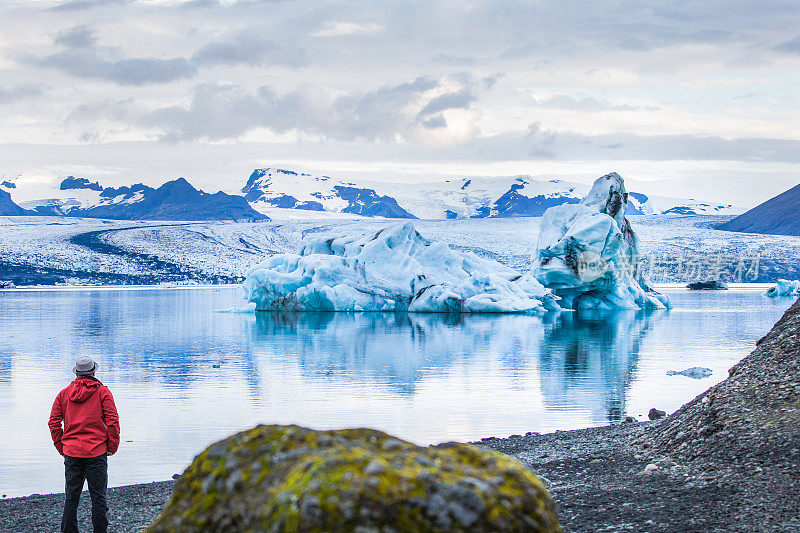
left=49, top=356, right=120, bottom=533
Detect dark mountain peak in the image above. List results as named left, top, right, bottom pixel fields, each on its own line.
left=247, top=168, right=268, bottom=184
left=159, top=177, right=196, bottom=192
left=100, top=183, right=152, bottom=198
left=0, top=189, right=32, bottom=216
left=243, top=169, right=274, bottom=197
left=246, top=167, right=297, bottom=181
left=60, top=176, right=103, bottom=192
left=331, top=186, right=416, bottom=218
left=491, top=184, right=580, bottom=218
left=155, top=178, right=202, bottom=201
left=67, top=176, right=267, bottom=222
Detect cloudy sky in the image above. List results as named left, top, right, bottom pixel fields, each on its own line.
left=1, top=0, right=799, bottom=206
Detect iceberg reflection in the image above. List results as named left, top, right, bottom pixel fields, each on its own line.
left=538, top=309, right=664, bottom=422
left=245, top=308, right=664, bottom=423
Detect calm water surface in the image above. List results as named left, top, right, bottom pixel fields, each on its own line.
left=0, top=286, right=793, bottom=497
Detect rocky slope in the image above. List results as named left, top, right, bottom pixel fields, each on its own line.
left=0, top=189, right=30, bottom=216
left=487, top=296, right=800, bottom=531
left=718, top=182, right=800, bottom=236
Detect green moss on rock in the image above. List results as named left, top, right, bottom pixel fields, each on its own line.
left=147, top=425, right=560, bottom=532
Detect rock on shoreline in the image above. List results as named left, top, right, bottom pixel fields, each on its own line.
left=149, top=425, right=560, bottom=532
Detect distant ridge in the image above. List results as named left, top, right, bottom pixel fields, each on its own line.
left=717, top=183, right=800, bottom=236
left=2, top=169, right=742, bottom=221
left=67, top=178, right=268, bottom=222
left=237, top=168, right=740, bottom=219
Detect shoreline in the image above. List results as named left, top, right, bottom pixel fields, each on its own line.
left=0, top=418, right=794, bottom=532
left=0, top=423, right=651, bottom=533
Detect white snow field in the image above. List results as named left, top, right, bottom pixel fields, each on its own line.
left=535, top=173, right=670, bottom=310
left=0, top=217, right=145, bottom=278
left=1, top=214, right=800, bottom=286
left=232, top=168, right=742, bottom=219
left=243, top=222, right=560, bottom=313
left=2, top=169, right=741, bottom=220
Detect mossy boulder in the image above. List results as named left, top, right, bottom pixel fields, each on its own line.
left=147, top=425, right=560, bottom=532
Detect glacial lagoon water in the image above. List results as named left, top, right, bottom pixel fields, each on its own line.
left=0, top=285, right=793, bottom=497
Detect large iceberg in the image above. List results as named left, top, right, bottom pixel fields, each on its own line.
left=534, top=172, right=669, bottom=310
left=244, top=222, right=560, bottom=313
left=765, top=279, right=800, bottom=297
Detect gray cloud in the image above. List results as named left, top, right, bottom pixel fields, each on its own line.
left=191, top=33, right=309, bottom=68
left=774, top=36, right=800, bottom=54
left=51, top=0, right=131, bottom=12
left=481, top=74, right=503, bottom=89
left=418, top=90, right=475, bottom=116
left=31, top=49, right=197, bottom=86
left=54, top=25, right=97, bottom=48
left=0, top=85, right=42, bottom=104
left=29, top=23, right=310, bottom=86
left=138, top=76, right=477, bottom=142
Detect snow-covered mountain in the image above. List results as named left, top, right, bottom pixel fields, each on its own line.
left=1, top=169, right=741, bottom=221
left=241, top=169, right=415, bottom=218
left=235, top=168, right=742, bottom=219
left=1, top=176, right=266, bottom=222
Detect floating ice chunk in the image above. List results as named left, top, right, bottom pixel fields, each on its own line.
left=666, top=367, right=713, bottom=379
left=765, top=279, right=800, bottom=297
left=244, top=222, right=560, bottom=313
left=534, top=172, right=670, bottom=310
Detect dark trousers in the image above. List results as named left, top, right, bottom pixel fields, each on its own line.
left=62, top=454, right=108, bottom=533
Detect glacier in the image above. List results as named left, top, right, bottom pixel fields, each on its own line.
left=534, top=172, right=670, bottom=310
left=243, top=222, right=560, bottom=313
left=765, top=279, right=800, bottom=297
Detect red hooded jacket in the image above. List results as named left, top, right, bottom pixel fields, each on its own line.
left=49, top=376, right=120, bottom=458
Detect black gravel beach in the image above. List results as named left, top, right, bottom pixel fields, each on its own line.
left=0, top=481, right=173, bottom=533
left=3, top=298, right=798, bottom=532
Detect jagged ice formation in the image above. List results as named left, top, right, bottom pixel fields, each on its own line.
left=534, top=172, right=669, bottom=310
left=243, top=222, right=559, bottom=313
left=765, top=279, right=800, bottom=297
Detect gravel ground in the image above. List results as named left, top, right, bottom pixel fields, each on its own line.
left=0, top=481, right=173, bottom=533
left=3, top=298, right=798, bottom=532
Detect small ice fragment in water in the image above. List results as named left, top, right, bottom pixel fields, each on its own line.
left=666, top=367, right=713, bottom=379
